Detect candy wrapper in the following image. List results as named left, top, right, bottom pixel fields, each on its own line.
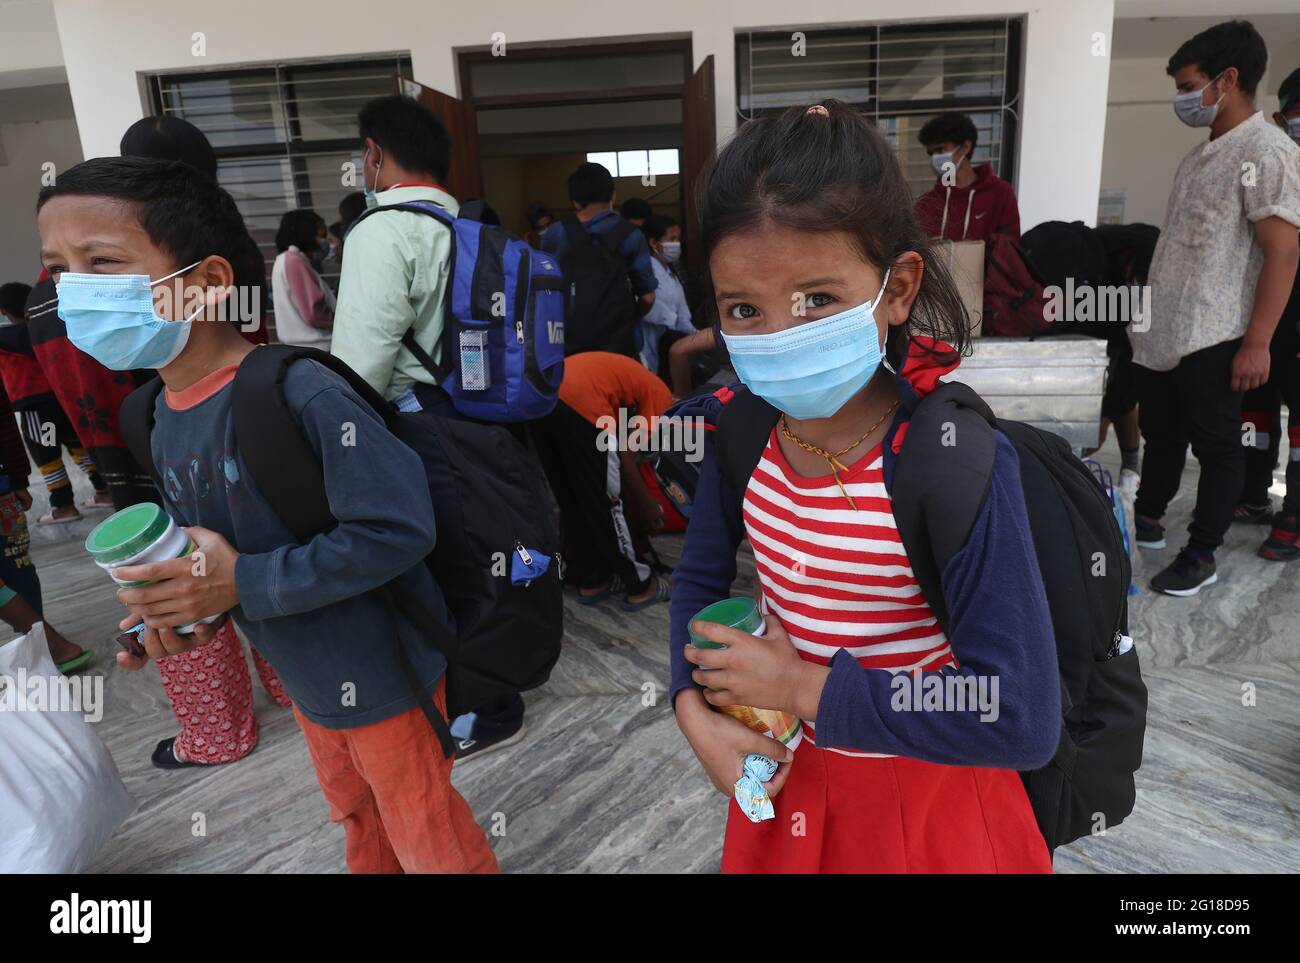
left=718, top=707, right=800, bottom=823
left=734, top=753, right=778, bottom=823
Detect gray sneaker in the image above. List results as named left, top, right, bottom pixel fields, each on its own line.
left=1150, top=550, right=1217, bottom=597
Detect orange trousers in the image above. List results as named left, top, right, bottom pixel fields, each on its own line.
left=294, top=681, right=499, bottom=874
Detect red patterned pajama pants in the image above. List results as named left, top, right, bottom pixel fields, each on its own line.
left=155, top=620, right=292, bottom=764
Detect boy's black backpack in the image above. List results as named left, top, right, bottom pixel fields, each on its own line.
left=556, top=213, right=638, bottom=358
left=715, top=381, right=1147, bottom=851
left=120, top=345, right=564, bottom=754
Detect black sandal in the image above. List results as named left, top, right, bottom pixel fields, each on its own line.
left=151, top=737, right=201, bottom=770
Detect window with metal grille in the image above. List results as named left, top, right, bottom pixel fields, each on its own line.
left=149, top=55, right=412, bottom=303
left=736, top=19, right=1022, bottom=198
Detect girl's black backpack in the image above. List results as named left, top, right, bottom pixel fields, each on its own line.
left=715, top=382, right=1148, bottom=850
left=121, top=345, right=564, bottom=756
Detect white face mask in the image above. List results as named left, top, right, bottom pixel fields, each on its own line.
left=1173, top=74, right=1224, bottom=128
left=1287, top=116, right=1300, bottom=145
left=659, top=240, right=682, bottom=263
left=930, top=150, right=954, bottom=177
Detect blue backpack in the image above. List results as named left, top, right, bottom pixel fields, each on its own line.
left=353, top=200, right=566, bottom=422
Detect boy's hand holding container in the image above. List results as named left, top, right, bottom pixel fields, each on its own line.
left=86, top=504, right=240, bottom=665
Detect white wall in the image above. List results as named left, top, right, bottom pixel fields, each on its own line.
left=40, top=0, right=1114, bottom=233
left=1103, top=13, right=1300, bottom=228
left=0, top=83, right=82, bottom=284
left=0, top=0, right=65, bottom=88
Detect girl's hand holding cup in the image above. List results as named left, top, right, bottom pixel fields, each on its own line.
left=686, top=608, right=828, bottom=723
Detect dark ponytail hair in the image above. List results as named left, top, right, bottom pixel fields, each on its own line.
left=698, top=99, right=970, bottom=365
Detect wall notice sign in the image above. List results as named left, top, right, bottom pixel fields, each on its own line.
left=1098, top=190, right=1125, bottom=225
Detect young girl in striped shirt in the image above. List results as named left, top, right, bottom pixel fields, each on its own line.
left=670, top=101, right=1059, bottom=873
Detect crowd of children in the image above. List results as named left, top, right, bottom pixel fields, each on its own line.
left=1, top=15, right=1295, bottom=875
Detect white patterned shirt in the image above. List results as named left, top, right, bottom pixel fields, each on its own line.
left=1134, top=112, right=1300, bottom=372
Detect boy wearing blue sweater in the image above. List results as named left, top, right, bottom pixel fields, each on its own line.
left=38, top=157, right=496, bottom=873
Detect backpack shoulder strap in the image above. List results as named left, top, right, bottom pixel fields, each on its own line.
left=231, top=345, right=394, bottom=541
left=890, top=380, right=999, bottom=632
left=231, top=346, right=458, bottom=759
left=714, top=386, right=780, bottom=496
left=599, top=217, right=636, bottom=255
left=120, top=376, right=166, bottom=489
left=351, top=200, right=456, bottom=231
left=400, top=329, right=448, bottom=383
left=560, top=214, right=589, bottom=253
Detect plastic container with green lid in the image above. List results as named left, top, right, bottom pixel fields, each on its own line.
left=85, top=503, right=220, bottom=633
left=690, top=596, right=802, bottom=747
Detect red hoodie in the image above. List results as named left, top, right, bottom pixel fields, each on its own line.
left=915, top=163, right=1021, bottom=242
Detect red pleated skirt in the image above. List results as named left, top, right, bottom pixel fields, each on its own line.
left=722, top=740, right=1052, bottom=874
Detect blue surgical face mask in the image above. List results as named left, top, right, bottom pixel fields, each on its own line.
left=721, top=269, right=891, bottom=421
left=56, top=260, right=205, bottom=371
left=1287, top=116, right=1300, bottom=145
left=1173, top=74, right=1224, bottom=128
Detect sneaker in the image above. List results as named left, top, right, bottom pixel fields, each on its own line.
left=1150, top=549, right=1218, bottom=597
left=1259, top=513, right=1300, bottom=562
left=454, top=718, right=526, bottom=764
left=1135, top=516, right=1166, bottom=549
left=1234, top=501, right=1274, bottom=524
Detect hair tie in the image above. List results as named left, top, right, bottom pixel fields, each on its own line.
left=805, top=104, right=829, bottom=117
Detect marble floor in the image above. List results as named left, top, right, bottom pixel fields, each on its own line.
left=7, top=432, right=1298, bottom=874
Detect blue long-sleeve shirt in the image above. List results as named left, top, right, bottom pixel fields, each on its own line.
left=152, top=358, right=448, bottom=729
left=668, top=372, right=1060, bottom=771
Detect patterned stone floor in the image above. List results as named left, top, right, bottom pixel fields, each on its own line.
left=6, top=428, right=1297, bottom=874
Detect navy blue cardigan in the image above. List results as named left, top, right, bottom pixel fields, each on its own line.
left=667, top=360, right=1061, bottom=770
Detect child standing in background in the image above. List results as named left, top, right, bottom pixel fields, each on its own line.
left=0, top=377, right=91, bottom=671
left=0, top=281, right=112, bottom=523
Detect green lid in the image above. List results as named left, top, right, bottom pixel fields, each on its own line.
left=689, top=596, right=763, bottom=648
left=85, top=503, right=171, bottom=565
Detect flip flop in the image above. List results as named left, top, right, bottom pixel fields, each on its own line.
left=620, top=577, right=672, bottom=612
left=575, top=574, right=626, bottom=606
left=37, top=510, right=83, bottom=525
left=57, top=650, right=95, bottom=675
left=151, top=737, right=202, bottom=770
left=80, top=496, right=113, bottom=511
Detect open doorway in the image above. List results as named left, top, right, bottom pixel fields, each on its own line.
left=400, top=38, right=714, bottom=271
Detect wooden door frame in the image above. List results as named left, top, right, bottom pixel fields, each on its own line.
left=457, top=36, right=693, bottom=111
left=394, top=76, right=484, bottom=201
left=680, top=55, right=715, bottom=277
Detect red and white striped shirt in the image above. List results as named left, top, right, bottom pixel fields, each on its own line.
left=742, top=430, right=956, bottom=757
